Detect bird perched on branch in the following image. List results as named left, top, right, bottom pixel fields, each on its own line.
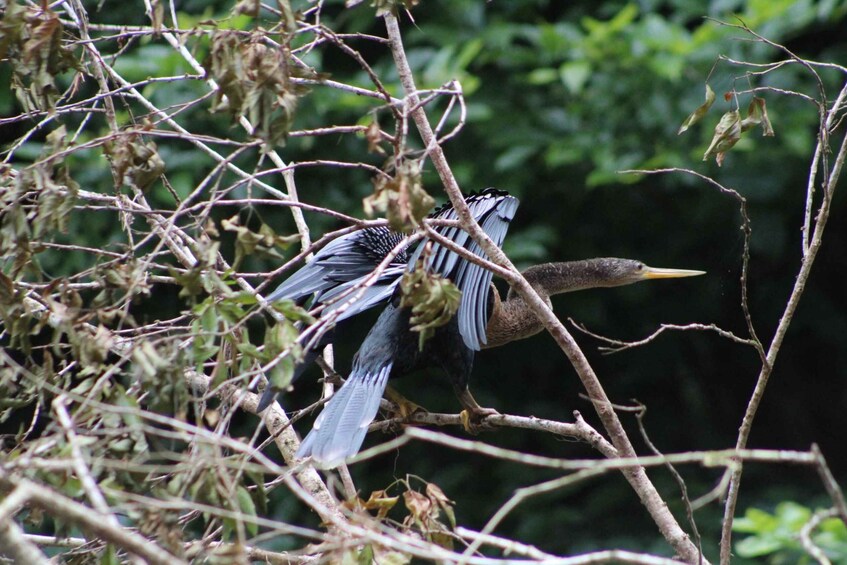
left=264, top=189, right=704, bottom=467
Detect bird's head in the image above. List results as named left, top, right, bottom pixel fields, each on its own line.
left=591, top=258, right=705, bottom=287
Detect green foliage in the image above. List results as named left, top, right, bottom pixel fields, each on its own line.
left=399, top=1, right=835, bottom=188
left=734, top=502, right=847, bottom=563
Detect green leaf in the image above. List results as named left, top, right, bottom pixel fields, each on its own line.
left=267, top=357, right=294, bottom=391
left=171, top=266, right=206, bottom=298
left=271, top=298, right=316, bottom=324
left=99, top=544, right=119, bottom=565
left=236, top=341, right=262, bottom=358
left=733, top=507, right=779, bottom=533
left=526, top=68, right=558, bottom=85
left=735, top=533, right=784, bottom=557
left=774, top=501, right=812, bottom=529
left=357, top=544, right=374, bottom=565
left=559, top=60, right=591, bottom=94
left=191, top=316, right=219, bottom=365
left=262, top=321, right=300, bottom=392
left=236, top=485, right=258, bottom=537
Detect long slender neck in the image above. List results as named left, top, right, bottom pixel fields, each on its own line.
left=484, top=259, right=624, bottom=350
left=506, top=259, right=623, bottom=301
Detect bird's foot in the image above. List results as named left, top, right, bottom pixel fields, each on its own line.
left=454, top=387, right=498, bottom=434
left=385, top=385, right=426, bottom=420
left=460, top=406, right=499, bottom=435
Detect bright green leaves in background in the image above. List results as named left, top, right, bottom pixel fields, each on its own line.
left=734, top=502, right=847, bottom=562
left=412, top=1, right=829, bottom=188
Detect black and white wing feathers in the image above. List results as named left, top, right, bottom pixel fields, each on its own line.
left=265, top=226, right=409, bottom=315
left=408, top=188, right=519, bottom=350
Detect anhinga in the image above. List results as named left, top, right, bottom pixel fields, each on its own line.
left=263, top=190, right=704, bottom=467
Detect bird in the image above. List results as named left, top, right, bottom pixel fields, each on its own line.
left=274, top=191, right=704, bottom=467
left=257, top=188, right=520, bottom=413
left=296, top=255, right=704, bottom=466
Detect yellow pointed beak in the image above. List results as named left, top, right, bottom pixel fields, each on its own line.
left=641, top=266, right=706, bottom=280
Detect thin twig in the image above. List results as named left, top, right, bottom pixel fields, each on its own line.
left=570, top=320, right=760, bottom=353
left=720, top=78, right=847, bottom=564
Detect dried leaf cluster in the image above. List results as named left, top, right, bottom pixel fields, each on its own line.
left=679, top=83, right=775, bottom=166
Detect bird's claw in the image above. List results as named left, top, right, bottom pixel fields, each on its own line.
left=460, top=406, right=499, bottom=435
left=384, top=385, right=427, bottom=431
left=393, top=397, right=426, bottom=420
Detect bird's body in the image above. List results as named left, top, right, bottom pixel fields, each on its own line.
left=257, top=188, right=518, bottom=413
left=291, top=190, right=519, bottom=466
left=264, top=188, right=516, bottom=338
left=296, top=302, right=475, bottom=464
left=262, top=189, right=519, bottom=464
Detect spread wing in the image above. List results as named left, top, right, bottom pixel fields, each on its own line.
left=408, top=188, right=520, bottom=350
left=265, top=226, right=409, bottom=320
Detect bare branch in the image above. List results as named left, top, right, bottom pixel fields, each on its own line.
left=385, top=13, right=704, bottom=563
left=569, top=319, right=760, bottom=353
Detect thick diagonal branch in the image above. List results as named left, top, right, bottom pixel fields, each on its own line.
left=384, top=13, right=702, bottom=564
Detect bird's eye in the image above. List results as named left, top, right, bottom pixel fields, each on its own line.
left=636, top=263, right=644, bottom=271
